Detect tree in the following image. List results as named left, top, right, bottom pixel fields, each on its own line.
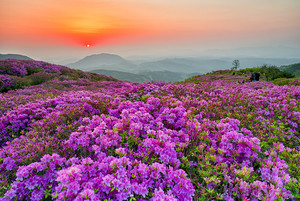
left=232, top=60, right=240, bottom=70
left=260, top=64, right=294, bottom=81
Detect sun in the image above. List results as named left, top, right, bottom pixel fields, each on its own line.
left=86, top=44, right=90, bottom=48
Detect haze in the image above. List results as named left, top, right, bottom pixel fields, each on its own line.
left=1, top=0, right=300, bottom=62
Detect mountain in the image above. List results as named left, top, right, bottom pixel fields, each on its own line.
left=90, top=69, right=189, bottom=83
left=281, top=63, right=300, bottom=77
left=0, top=54, right=33, bottom=60
left=138, top=57, right=300, bottom=73
left=67, top=53, right=138, bottom=72
left=139, top=70, right=188, bottom=82
left=91, top=69, right=150, bottom=83
left=139, top=58, right=231, bottom=73
left=66, top=52, right=300, bottom=82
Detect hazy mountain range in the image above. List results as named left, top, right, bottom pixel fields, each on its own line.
left=68, top=53, right=300, bottom=72
left=67, top=53, right=300, bottom=82
left=91, top=69, right=198, bottom=83
left=1, top=50, right=300, bottom=82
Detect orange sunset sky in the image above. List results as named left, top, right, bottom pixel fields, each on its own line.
left=0, top=0, right=300, bottom=59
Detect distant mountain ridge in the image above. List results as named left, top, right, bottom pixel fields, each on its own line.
left=0, top=54, right=33, bottom=60
left=67, top=53, right=138, bottom=72
left=91, top=69, right=150, bottom=83
left=90, top=69, right=193, bottom=83
left=139, top=58, right=228, bottom=73
left=66, top=52, right=300, bottom=82
left=69, top=53, right=300, bottom=73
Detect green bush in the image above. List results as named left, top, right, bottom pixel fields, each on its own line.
left=272, top=78, right=292, bottom=86
left=26, top=66, right=41, bottom=75
left=29, top=72, right=54, bottom=85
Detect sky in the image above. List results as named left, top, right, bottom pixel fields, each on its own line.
left=0, top=0, right=300, bottom=61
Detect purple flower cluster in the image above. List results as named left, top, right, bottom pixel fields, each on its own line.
left=0, top=87, right=62, bottom=116
left=290, top=77, right=300, bottom=86
left=0, top=75, right=14, bottom=92
left=0, top=59, right=118, bottom=92
left=0, top=91, right=106, bottom=146
left=54, top=155, right=194, bottom=200
left=0, top=59, right=27, bottom=76
left=0, top=59, right=61, bottom=75
left=216, top=119, right=261, bottom=163
left=2, top=153, right=78, bottom=201
left=64, top=98, right=188, bottom=168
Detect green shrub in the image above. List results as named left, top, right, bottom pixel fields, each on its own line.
left=29, top=72, right=54, bottom=85
left=272, top=78, right=292, bottom=86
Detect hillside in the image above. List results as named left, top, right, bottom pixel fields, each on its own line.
left=0, top=59, right=118, bottom=92
left=282, top=63, right=300, bottom=77
left=184, top=69, right=300, bottom=86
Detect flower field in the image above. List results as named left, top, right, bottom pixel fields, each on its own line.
left=0, top=60, right=300, bottom=200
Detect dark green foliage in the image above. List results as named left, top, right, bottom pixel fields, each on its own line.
left=260, top=65, right=294, bottom=81
left=11, top=76, right=30, bottom=88
left=240, top=65, right=294, bottom=81
left=239, top=67, right=261, bottom=74
left=26, top=66, right=41, bottom=75
left=0, top=76, right=30, bottom=92
left=30, top=72, right=55, bottom=85
left=272, top=78, right=293, bottom=86
left=281, top=63, right=300, bottom=77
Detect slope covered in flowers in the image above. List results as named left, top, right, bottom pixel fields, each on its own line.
left=0, top=60, right=300, bottom=200
left=0, top=59, right=117, bottom=92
